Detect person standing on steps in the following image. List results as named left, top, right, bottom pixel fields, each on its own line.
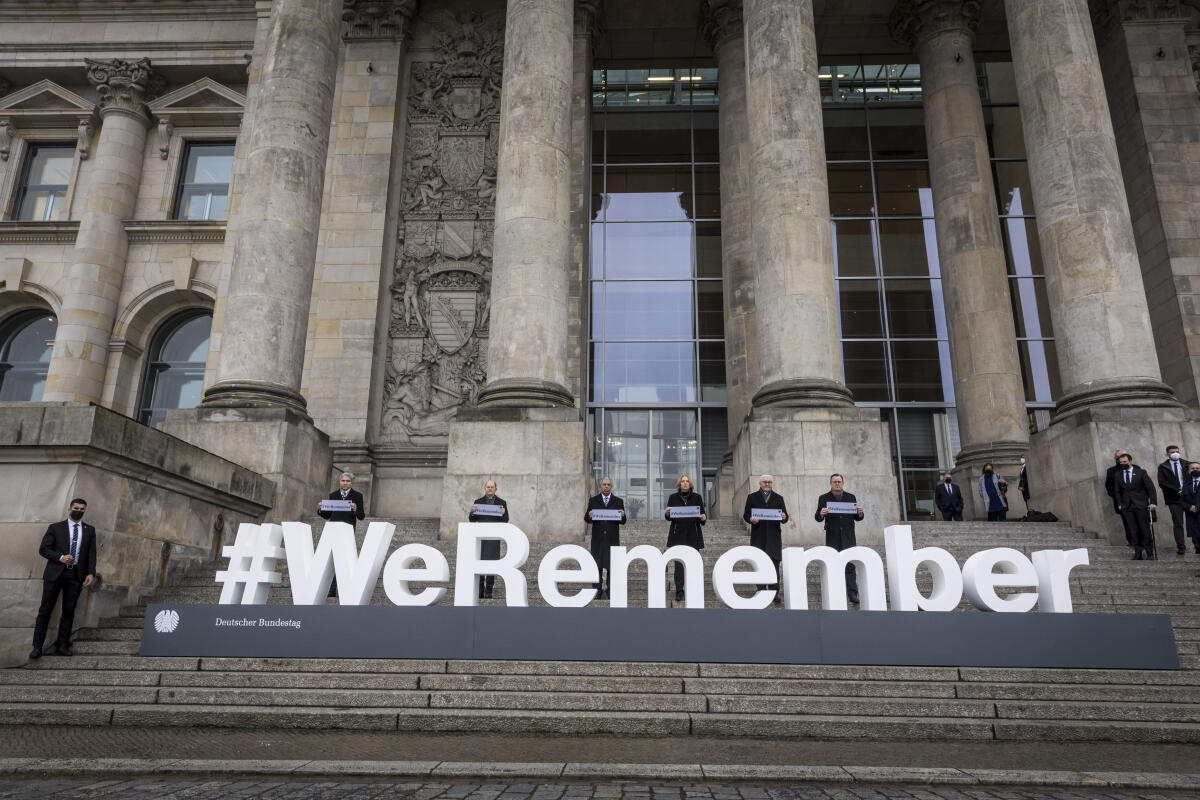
left=469, top=479, right=509, bottom=599
left=815, top=474, right=865, bottom=605
left=934, top=472, right=964, bottom=521
left=978, top=463, right=1008, bottom=521
left=1180, top=461, right=1200, bottom=555
left=317, top=472, right=366, bottom=601
left=584, top=477, right=625, bottom=599
left=1157, top=445, right=1189, bottom=556
left=664, top=474, right=705, bottom=603
left=30, top=498, right=96, bottom=660
left=1105, top=449, right=1136, bottom=548
left=1018, top=457, right=1031, bottom=514
left=1116, top=452, right=1158, bottom=561
left=743, top=475, right=789, bottom=598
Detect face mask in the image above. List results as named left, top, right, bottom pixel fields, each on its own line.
left=69, top=510, right=84, bottom=521
left=983, top=468, right=993, bottom=475
left=1115, top=457, right=1124, bottom=465
left=1020, top=458, right=1026, bottom=466
left=1170, top=453, right=1181, bottom=461
left=1192, top=471, right=1200, bottom=478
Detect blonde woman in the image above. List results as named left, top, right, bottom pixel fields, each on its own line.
left=664, top=474, right=706, bottom=602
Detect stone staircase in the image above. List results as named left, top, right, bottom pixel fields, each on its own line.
left=2, top=519, right=1198, bottom=742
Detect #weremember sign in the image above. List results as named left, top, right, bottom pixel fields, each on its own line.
left=590, top=508, right=623, bottom=521
left=827, top=501, right=859, bottom=515
left=137, top=522, right=1180, bottom=669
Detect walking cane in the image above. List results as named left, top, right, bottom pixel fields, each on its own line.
left=1148, top=508, right=1159, bottom=561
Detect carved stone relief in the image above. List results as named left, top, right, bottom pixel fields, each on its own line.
left=382, top=8, right=503, bottom=445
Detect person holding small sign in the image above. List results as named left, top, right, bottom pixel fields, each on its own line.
left=469, top=479, right=509, bottom=598
left=585, top=476, right=625, bottom=599
left=317, top=472, right=366, bottom=601
left=743, top=474, right=789, bottom=597
left=664, top=474, right=706, bottom=602
left=816, top=473, right=865, bottom=604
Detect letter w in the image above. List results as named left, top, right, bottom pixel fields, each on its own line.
left=282, top=521, right=395, bottom=605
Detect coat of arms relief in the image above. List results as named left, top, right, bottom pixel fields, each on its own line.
left=382, top=8, right=503, bottom=445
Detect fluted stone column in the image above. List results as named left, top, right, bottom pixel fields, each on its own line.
left=703, top=0, right=758, bottom=517
left=743, top=0, right=849, bottom=407
left=731, top=0, right=900, bottom=541
left=1006, top=0, right=1176, bottom=416
left=890, top=0, right=1029, bottom=508
left=42, top=59, right=153, bottom=403
left=476, top=0, right=575, bottom=408
left=201, top=0, right=345, bottom=415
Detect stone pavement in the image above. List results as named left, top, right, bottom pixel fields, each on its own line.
left=2, top=776, right=1200, bottom=800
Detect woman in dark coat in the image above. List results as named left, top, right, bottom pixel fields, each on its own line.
left=664, top=474, right=706, bottom=602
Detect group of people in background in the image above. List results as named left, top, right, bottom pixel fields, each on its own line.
left=1104, top=446, right=1200, bottom=560
left=934, top=459, right=1029, bottom=522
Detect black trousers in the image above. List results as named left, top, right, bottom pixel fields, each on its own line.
left=1115, top=507, right=1133, bottom=545
left=1121, top=508, right=1153, bottom=550
left=940, top=510, right=963, bottom=521
left=591, top=542, right=611, bottom=589
left=1167, top=503, right=1186, bottom=550
left=33, top=569, right=83, bottom=650
left=987, top=509, right=1007, bottom=521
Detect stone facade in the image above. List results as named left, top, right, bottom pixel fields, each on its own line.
left=0, top=0, right=1198, bottom=558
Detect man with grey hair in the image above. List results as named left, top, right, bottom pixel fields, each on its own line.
left=743, top=474, right=789, bottom=596
left=318, top=472, right=366, bottom=600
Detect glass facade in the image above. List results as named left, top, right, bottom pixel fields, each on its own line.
left=173, top=142, right=234, bottom=221
left=587, top=57, right=1058, bottom=521
left=138, top=311, right=212, bottom=427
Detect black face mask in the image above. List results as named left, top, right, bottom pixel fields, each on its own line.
left=1191, top=471, right=1200, bottom=478
left=69, top=510, right=84, bottom=521
left=944, top=477, right=952, bottom=484
left=983, top=468, right=993, bottom=476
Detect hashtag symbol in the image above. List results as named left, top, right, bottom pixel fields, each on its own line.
left=215, top=523, right=285, bottom=605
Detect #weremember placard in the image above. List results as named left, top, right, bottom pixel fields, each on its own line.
left=669, top=506, right=702, bottom=518
left=320, top=499, right=353, bottom=513
left=751, top=508, right=783, bottom=521
left=827, top=501, right=859, bottom=515
left=591, top=508, right=623, bottom=521
left=474, top=503, right=505, bottom=517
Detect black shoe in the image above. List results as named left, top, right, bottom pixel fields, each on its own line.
left=675, top=590, right=684, bottom=602
left=848, top=593, right=860, bottom=605
left=1178, top=548, right=1186, bottom=555
left=484, top=589, right=493, bottom=599
left=478, top=590, right=486, bottom=599
left=28, top=647, right=41, bottom=660
left=600, top=588, right=608, bottom=599
left=52, top=645, right=72, bottom=657
left=1132, top=550, right=1144, bottom=560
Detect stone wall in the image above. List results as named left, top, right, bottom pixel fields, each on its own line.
left=0, top=402, right=273, bottom=666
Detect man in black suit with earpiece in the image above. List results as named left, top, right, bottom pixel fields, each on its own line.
left=31, top=498, right=96, bottom=659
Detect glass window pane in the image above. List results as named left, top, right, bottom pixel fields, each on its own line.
left=695, top=221, right=722, bottom=278
left=838, top=279, right=884, bottom=338
left=862, top=62, right=923, bottom=104
left=601, top=281, right=693, bottom=339
left=1009, top=277, right=1054, bottom=339
left=591, top=167, right=604, bottom=220
left=979, top=60, right=1018, bottom=104
left=603, top=165, right=692, bottom=220
left=884, top=279, right=939, bottom=338
left=0, top=313, right=56, bottom=403
left=1018, top=340, right=1062, bottom=403
left=590, top=282, right=603, bottom=339
left=1002, top=217, right=1043, bottom=276
left=600, top=409, right=650, bottom=518
left=824, top=107, right=869, bottom=159
left=890, top=340, right=950, bottom=402
left=878, top=218, right=938, bottom=277
left=842, top=340, right=889, bottom=402
left=828, top=164, right=874, bottom=216
left=158, top=314, right=212, bottom=362
left=605, top=118, right=691, bottom=163
left=994, top=160, right=1034, bottom=216
left=184, top=144, right=234, bottom=183
left=874, top=162, right=930, bottom=216
left=699, top=342, right=726, bottom=402
left=694, top=165, right=720, bottom=219
left=984, top=106, right=1026, bottom=158
left=1, top=315, right=55, bottom=362
left=867, top=107, right=927, bottom=159
left=901, top=470, right=942, bottom=521
left=700, top=407, right=728, bottom=471
left=17, top=190, right=65, bottom=222
left=27, top=147, right=74, bottom=185
left=693, top=116, right=719, bottom=161
left=833, top=219, right=876, bottom=277
left=697, top=280, right=724, bottom=339
left=604, top=222, right=693, bottom=279
left=590, top=223, right=604, bottom=278
left=652, top=409, right=700, bottom=514
left=595, top=342, right=696, bottom=403
left=820, top=63, right=864, bottom=104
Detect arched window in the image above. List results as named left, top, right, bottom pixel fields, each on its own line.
left=138, top=311, right=212, bottom=427
left=0, top=311, right=57, bottom=401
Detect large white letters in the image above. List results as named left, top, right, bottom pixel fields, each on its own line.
left=282, top=521, right=394, bottom=605
left=712, top=546, right=775, bottom=609
left=1031, top=548, right=1090, bottom=613
left=781, top=545, right=887, bottom=611
left=537, top=545, right=599, bottom=607
left=884, top=525, right=964, bottom=611
left=382, top=543, right=450, bottom=606
left=962, top=547, right=1039, bottom=612
left=453, top=522, right=530, bottom=606
left=610, top=545, right=704, bottom=608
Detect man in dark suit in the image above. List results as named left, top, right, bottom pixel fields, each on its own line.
left=1116, top=452, right=1158, bottom=560
left=1180, top=461, right=1200, bottom=555
left=1156, top=445, right=1188, bottom=555
left=743, top=474, right=789, bottom=595
left=934, top=472, right=964, bottom=521
left=469, top=479, right=509, bottom=599
left=1105, top=450, right=1135, bottom=547
left=31, top=498, right=96, bottom=659
left=815, top=474, right=866, bottom=604
left=585, top=477, right=625, bottom=599
left=317, top=472, right=366, bottom=600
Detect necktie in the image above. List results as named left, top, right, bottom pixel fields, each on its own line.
left=1125, top=470, right=1131, bottom=486
left=1175, top=462, right=1182, bottom=487
left=70, top=524, right=79, bottom=564
left=603, top=496, right=609, bottom=506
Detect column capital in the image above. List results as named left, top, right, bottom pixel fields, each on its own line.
left=888, top=0, right=980, bottom=49
left=341, top=0, right=418, bottom=41
left=84, top=58, right=160, bottom=122
left=1089, top=0, right=1184, bottom=32
left=701, top=0, right=744, bottom=53
left=575, top=0, right=602, bottom=38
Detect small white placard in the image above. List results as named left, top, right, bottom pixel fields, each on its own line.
left=669, top=505, right=702, bottom=519
left=590, top=508, right=623, bottom=521
left=474, top=503, right=505, bottom=517
left=320, top=499, right=353, bottom=512
left=750, top=508, right=783, bottom=521
left=827, top=501, right=859, bottom=515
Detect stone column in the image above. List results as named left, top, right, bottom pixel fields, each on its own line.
left=439, top=0, right=587, bottom=543
left=201, top=0, right=345, bottom=416
left=42, top=59, right=154, bottom=403
left=731, top=0, right=900, bottom=541
left=703, top=0, right=758, bottom=517
left=890, top=0, right=1029, bottom=516
left=475, top=0, right=575, bottom=408
left=1005, top=0, right=1176, bottom=416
